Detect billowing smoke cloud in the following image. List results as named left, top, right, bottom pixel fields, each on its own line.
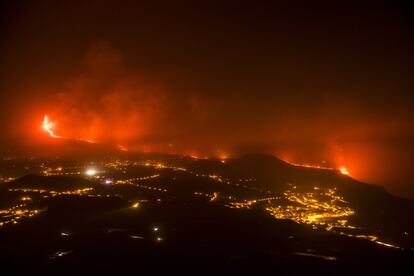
left=48, top=42, right=165, bottom=146
left=43, top=42, right=414, bottom=173
left=44, top=42, right=231, bottom=154
left=4, top=43, right=414, bottom=198
left=2, top=1, right=414, bottom=198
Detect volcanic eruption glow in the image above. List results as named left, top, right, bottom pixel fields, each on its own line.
left=41, top=115, right=98, bottom=144
left=286, top=160, right=351, bottom=176
left=42, top=115, right=61, bottom=139
left=339, top=166, right=350, bottom=175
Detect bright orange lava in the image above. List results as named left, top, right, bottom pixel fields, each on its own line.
left=40, top=115, right=351, bottom=178
left=42, top=115, right=61, bottom=138
left=41, top=115, right=97, bottom=143
left=285, top=160, right=351, bottom=176
left=339, top=166, right=350, bottom=175
left=287, top=161, right=334, bottom=171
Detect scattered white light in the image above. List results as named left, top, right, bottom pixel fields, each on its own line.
left=49, top=250, right=72, bottom=259
left=130, top=235, right=144, bottom=240
left=85, top=168, right=97, bottom=176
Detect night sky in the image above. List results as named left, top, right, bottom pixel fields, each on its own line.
left=1, top=1, right=414, bottom=197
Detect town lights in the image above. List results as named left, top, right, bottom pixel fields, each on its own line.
left=85, top=168, right=97, bottom=176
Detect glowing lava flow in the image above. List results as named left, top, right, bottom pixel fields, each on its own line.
left=42, top=115, right=97, bottom=143
left=42, top=115, right=61, bottom=138
left=339, top=166, right=350, bottom=175
left=287, top=161, right=334, bottom=171
left=286, top=160, right=350, bottom=176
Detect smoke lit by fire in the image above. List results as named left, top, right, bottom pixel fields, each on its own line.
left=339, top=166, right=350, bottom=176
left=42, top=115, right=60, bottom=139
left=32, top=40, right=399, bottom=187
left=4, top=42, right=411, bottom=198
left=42, top=114, right=97, bottom=144
left=1, top=2, right=414, bottom=200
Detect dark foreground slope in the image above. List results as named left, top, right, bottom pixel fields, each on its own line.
left=1, top=194, right=412, bottom=274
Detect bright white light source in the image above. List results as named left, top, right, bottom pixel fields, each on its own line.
left=153, top=227, right=159, bottom=232
left=85, top=168, right=97, bottom=176
left=49, top=250, right=72, bottom=259
left=60, top=232, right=70, bottom=237
left=104, top=179, right=113, bottom=185
left=132, top=202, right=139, bottom=208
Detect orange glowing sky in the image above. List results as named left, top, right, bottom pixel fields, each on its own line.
left=1, top=1, right=414, bottom=198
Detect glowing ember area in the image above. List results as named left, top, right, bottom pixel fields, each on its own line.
left=339, top=166, right=350, bottom=175
left=42, top=115, right=61, bottom=138
left=287, top=161, right=334, bottom=171
left=41, top=115, right=97, bottom=144
left=285, top=160, right=351, bottom=176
